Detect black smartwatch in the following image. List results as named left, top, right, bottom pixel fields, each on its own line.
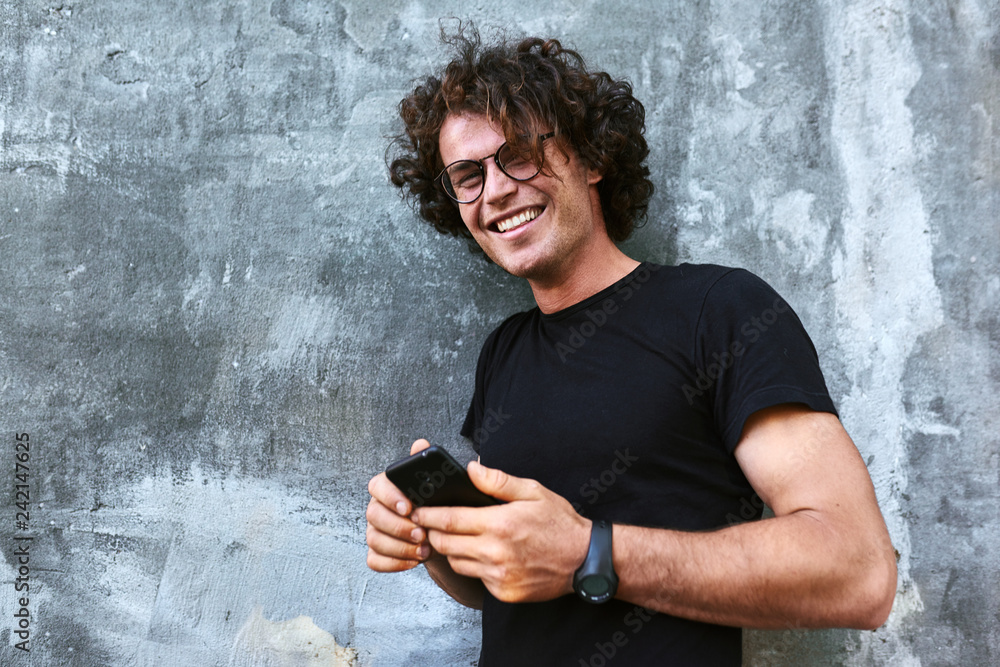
left=573, top=520, right=618, bottom=604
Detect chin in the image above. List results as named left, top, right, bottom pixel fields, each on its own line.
left=496, top=256, right=562, bottom=283
left=481, top=236, right=572, bottom=282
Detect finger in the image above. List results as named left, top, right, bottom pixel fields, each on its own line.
left=366, top=548, right=422, bottom=573
left=366, top=498, right=426, bottom=543
left=369, top=472, right=413, bottom=517
left=410, top=438, right=432, bottom=455
left=411, top=505, right=489, bottom=535
left=426, top=528, right=496, bottom=563
left=366, top=522, right=431, bottom=563
left=443, top=553, right=489, bottom=580
left=467, top=460, right=545, bottom=502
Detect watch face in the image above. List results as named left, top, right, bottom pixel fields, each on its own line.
left=579, top=574, right=611, bottom=598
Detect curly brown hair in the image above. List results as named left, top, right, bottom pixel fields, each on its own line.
left=387, top=26, right=653, bottom=245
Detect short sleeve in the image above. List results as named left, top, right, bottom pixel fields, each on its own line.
left=695, top=269, right=837, bottom=452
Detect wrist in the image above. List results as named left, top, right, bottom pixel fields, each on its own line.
left=565, top=517, right=594, bottom=595
left=573, top=519, right=619, bottom=603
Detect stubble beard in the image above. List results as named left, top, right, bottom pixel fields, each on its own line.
left=480, top=223, right=589, bottom=287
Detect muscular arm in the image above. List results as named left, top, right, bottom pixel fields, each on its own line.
left=413, top=405, right=897, bottom=629
left=613, top=405, right=897, bottom=628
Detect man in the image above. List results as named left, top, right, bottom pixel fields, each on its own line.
left=366, top=29, right=897, bottom=666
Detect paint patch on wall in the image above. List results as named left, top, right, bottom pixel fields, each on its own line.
left=766, top=189, right=825, bottom=269
left=230, top=606, right=357, bottom=667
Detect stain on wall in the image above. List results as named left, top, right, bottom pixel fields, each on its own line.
left=232, top=607, right=357, bottom=666
left=0, top=1, right=996, bottom=665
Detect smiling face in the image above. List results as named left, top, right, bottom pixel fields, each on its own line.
left=438, top=113, right=607, bottom=286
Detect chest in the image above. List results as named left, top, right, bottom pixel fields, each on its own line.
left=476, top=318, right=742, bottom=525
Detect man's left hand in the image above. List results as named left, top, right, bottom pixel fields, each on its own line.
left=410, top=461, right=592, bottom=604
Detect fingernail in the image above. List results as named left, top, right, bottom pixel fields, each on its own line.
left=396, top=501, right=407, bottom=515
left=411, top=528, right=423, bottom=542
left=417, top=545, right=430, bottom=559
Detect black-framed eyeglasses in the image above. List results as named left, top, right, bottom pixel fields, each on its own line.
left=436, top=132, right=556, bottom=204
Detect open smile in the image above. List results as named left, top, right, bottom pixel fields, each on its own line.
left=491, top=207, right=543, bottom=233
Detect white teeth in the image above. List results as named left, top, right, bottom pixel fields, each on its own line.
left=496, top=208, right=541, bottom=233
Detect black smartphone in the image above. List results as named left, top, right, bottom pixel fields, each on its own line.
left=385, top=445, right=500, bottom=509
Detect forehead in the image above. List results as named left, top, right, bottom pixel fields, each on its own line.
left=438, top=113, right=505, bottom=164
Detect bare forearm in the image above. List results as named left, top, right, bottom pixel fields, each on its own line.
left=424, top=554, right=487, bottom=610
left=614, top=512, right=896, bottom=630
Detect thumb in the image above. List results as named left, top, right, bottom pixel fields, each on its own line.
left=467, top=460, right=542, bottom=502
left=409, top=438, right=431, bottom=455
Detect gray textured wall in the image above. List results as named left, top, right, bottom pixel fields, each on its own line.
left=0, top=1, right=996, bottom=665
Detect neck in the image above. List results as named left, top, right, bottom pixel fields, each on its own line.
left=528, top=242, right=640, bottom=314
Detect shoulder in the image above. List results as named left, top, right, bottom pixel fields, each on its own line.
left=652, top=264, right=806, bottom=354
left=639, top=262, right=749, bottom=293
left=635, top=262, right=775, bottom=311
left=487, top=307, right=536, bottom=341
left=670, top=263, right=773, bottom=296
left=705, top=265, right=780, bottom=297
left=475, top=307, right=537, bottom=361
left=682, top=265, right=790, bottom=323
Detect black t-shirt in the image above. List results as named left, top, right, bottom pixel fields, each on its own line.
left=461, top=263, right=837, bottom=666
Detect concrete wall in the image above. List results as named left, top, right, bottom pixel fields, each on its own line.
left=0, top=1, right=996, bottom=665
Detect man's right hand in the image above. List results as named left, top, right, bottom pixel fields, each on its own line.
left=366, top=438, right=434, bottom=572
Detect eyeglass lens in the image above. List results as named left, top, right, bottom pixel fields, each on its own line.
left=442, top=142, right=542, bottom=204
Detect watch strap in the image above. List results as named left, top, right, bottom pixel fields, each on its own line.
left=573, top=520, right=619, bottom=603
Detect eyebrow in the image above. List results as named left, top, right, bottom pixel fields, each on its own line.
left=452, top=132, right=555, bottom=165
left=456, top=141, right=506, bottom=165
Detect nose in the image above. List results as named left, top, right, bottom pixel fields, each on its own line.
left=481, top=160, right=518, bottom=205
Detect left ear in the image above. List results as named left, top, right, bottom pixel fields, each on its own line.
left=586, top=164, right=603, bottom=185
